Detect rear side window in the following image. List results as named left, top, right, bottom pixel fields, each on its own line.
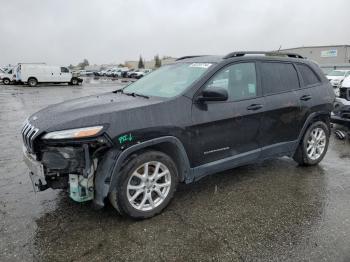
left=260, top=62, right=300, bottom=95
left=296, top=64, right=320, bottom=86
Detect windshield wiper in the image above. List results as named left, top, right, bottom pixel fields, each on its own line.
left=113, top=88, right=125, bottom=94
left=124, top=92, right=149, bottom=99
left=113, top=88, right=149, bottom=99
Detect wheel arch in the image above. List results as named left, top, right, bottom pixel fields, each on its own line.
left=27, top=76, right=38, bottom=83
left=294, top=111, right=331, bottom=152
left=93, top=136, right=191, bottom=208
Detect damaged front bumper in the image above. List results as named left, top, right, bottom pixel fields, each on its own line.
left=23, top=143, right=110, bottom=205
left=22, top=136, right=121, bottom=208
left=23, top=147, right=48, bottom=192
left=331, top=98, right=350, bottom=128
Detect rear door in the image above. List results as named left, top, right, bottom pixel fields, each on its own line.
left=294, top=63, right=324, bottom=133
left=191, top=61, right=264, bottom=167
left=258, top=61, right=301, bottom=157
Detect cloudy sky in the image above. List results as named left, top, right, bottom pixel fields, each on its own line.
left=1, top=0, right=349, bottom=66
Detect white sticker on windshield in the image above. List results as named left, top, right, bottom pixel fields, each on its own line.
left=189, top=63, right=212, bottom=69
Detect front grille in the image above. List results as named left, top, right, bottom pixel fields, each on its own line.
left=339, top=88, right=350, bottom=101
left=21, top=121, right=39, bottom=153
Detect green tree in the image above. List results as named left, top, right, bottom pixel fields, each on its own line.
left=78, top=59, right=89, bottom=69
left=138, top=56, right=145, bottom=69
left=154, top=55, right=162, bottom=68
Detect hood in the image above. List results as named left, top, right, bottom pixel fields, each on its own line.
left=28, top=92, right=164, bottom=134
left=342, top=77, right=350, bottom=88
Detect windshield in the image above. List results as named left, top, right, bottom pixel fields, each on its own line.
left=123, top=63, right=213, bottom=98
left=328, top=70, right=346, bottom=76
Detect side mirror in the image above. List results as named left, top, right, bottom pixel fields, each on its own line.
left=196, top=87, right=228, bottom=102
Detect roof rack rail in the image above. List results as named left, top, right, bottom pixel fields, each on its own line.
left=175, top=55, right=206, bottom=61
left=223, top=51, right=304, bottom=59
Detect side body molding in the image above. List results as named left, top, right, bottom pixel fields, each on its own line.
left=93, top=136, right=192, bottom=208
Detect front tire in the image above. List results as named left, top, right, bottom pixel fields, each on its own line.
left=293, top=121, right=329, bottom=166
left=2, top=78, right=10, bottom=85
left=109, top=150, right=178, bottom=219
left=70, top=78, right=78, bottom=85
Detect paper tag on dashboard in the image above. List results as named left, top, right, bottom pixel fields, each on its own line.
left=189, top=63, right=212, bottom=69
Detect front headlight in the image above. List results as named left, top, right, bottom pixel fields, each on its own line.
left=42, top=126, right=103, bottom=140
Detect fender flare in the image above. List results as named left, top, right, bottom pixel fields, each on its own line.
left=293, top=111, right=331, bottom=152
left=93, top=136, right=191, bottom=208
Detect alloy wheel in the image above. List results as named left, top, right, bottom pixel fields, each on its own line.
left=306, top=127, right=326, bottom=160
left=127, top=161, right=171, bottom=211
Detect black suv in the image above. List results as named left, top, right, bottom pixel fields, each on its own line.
left=22, top=51, right=334, bottom=219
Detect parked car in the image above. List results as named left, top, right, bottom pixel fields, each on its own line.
left=104, top=69, right=116, bottom=77
left=110, top=69, right=122, bottom=77
left=117, top=68, right=130, bottom=78
left=126, top=69, right=136, bottom=78
left=326, top=70, right=350, bottom=92
left=79, top=70, right=95, bottom=76
left=95, top=70, right=103, bottom=76
left=1, top=66, right=12, bottom=72
left=121, top=69, right=130, bottom=78
left=22, top=51, right=334, bottom=219
left=0, top=68, right=13, bottom=85
left=130, top=69, right=152, bottom=79
left=332, top=75, right=350, bottom=127
left=16, top=64, right=82, bottom=87
left=0, top=68, right=11, bottom=85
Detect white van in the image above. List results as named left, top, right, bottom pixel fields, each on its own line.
left=17, top=63, right=81, bottom=87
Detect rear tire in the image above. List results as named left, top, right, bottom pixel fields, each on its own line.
left=2, top=78, right=10, bottom=85
left=28, top=78, right=37, bottom=87
left=293, top=121, right=329, bottom=166
left=109, top=150, right=178, bottom=219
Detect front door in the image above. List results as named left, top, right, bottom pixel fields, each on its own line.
left=191, top=62, right=264, bottom=168
left=60, top=67, right=71, bottom=82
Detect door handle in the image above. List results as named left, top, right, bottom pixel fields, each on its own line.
left=247, top=104, right=263, bottom=111
left=300, top=95, right=312, bottom=101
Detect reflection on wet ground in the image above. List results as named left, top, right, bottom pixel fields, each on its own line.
left=0, top=81, right=350, bottom=261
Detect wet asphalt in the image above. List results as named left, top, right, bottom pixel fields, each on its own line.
left=0, top=78, right=350, bottom=262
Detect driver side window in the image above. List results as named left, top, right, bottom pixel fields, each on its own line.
left=61, top=67, right=69, bottom=73
left=204, top=62, right=257, bottom=101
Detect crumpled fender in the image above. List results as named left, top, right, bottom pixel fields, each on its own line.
left=93, top=148, right=121, bottom=208
left=93, top=136, right=191, bottom=208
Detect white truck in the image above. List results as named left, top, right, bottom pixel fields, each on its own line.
left=17, top=63, right=82, bottom=87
